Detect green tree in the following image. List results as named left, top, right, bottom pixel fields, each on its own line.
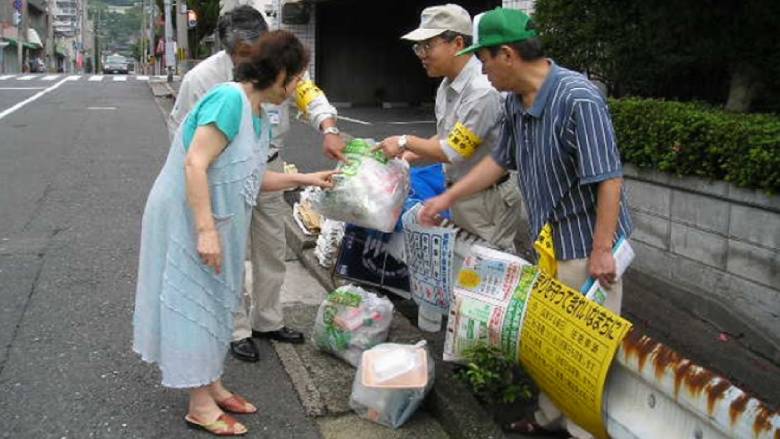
left=534, top=0, right=780, bottom=112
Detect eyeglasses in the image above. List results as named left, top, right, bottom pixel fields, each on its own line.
left=412, top=39, right=446, bottom=57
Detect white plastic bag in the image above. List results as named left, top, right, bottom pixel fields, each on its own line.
left=311, top=284, right=394, bottom=366
left=314, top=219, right=345, bottom=268
left=311, top=138, right=410, bottom=233
left=349, top=341, right=434, bottom=429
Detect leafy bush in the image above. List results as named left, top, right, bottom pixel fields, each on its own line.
left=609, top=98, right=780, bottom=193
left=455, top=343, right=534, bottom=405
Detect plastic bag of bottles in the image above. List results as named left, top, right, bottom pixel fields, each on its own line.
left=311, top=284, right=394, bottom=366
left=311, top=138, right=410, bottom=233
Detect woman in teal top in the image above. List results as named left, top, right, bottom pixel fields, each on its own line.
left=133, top=31, right=335, bottom=436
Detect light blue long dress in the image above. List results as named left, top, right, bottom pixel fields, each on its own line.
left=133, top=82, right=269, bottom=388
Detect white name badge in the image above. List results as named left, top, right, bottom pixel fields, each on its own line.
left=267, top=109, right=281, bottom=125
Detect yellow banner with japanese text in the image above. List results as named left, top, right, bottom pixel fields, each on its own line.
left=519, top=270, right=632, bottom=439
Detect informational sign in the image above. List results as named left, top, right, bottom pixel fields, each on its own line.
left=519, top=270, right=632, bottom=439
left=443, top=246, right=532, bottom=363
left=402, top=204, right=455, bottom=312
left=334, top=225, right=410, bottom=297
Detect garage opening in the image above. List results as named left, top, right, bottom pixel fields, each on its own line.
left=315, top=0, right=501, bottom=106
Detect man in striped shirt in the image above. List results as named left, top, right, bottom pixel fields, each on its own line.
left=420, top=8, right=632, bottom=438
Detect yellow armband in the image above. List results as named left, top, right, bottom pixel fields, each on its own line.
left=295, top=80, right=324, bottom=114
left=446, top=121, right=482, bottom=159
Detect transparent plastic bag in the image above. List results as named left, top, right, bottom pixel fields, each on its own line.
left=349, top=341, right=434, bottom=429
left=311, top=138, right=410, bottom=233
left=311, top=284, right=394, bottom=366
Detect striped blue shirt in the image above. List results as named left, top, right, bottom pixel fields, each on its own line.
left=491, top=61, right=633, bottom=260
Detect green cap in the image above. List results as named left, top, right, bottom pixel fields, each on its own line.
left=457, top=8, right=537, bottom=56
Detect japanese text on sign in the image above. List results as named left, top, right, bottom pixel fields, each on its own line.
left=519, top=270, right=632, bottom=439
left=402, top=204, right=455, bottom=311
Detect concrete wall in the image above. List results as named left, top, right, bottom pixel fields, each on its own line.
left=623, top=164, right=780, bottom=360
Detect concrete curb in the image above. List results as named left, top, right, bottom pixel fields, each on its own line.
left=273, top=340, right=326, bottom=417
left=283, top=211, right=508, bottom=439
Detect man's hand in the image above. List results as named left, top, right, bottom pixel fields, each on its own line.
left=401, top=150, right=421, bottom=162
left=589, top=247, right=617, bottom=287
left=374, top=136, right=404, bottom=159
left=419, top=194, right=453, bottom=227
left=323, top=132, right=346, bottom=162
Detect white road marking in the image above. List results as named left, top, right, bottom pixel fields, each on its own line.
left=136, top=75, right=149, bottom=81
left=87, top=106, right=117, bottom=110
left=65, top=75, right=80, bottom=81
left=337, top=115, right=372, bottom=125
left=0, top=75, right=16, bottom=80
left=0, top=77, right=70, bottom=121
left=0, top=87, right=46, bottom=90
left=41, top=75, right=60, bottom=81
left=17, top=75, right=37, bottom=81
left=113, top=75, right=127, bottom=82
left=387, top=120, right=436, bottom=125
left=89, top=75, right=103, bottom=81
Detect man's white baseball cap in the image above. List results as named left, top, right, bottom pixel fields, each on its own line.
left=401, top=4, right=473, bottom=41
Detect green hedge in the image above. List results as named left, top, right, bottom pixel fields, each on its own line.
left=609, top=98, right=780, bottom=193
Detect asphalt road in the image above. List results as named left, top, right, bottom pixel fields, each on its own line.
left=0, top=75, right=319, bottom=438
left=282, top=105, right=438, bottom=172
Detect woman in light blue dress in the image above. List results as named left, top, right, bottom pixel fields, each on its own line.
left=132, top=31, right=335, bottom=436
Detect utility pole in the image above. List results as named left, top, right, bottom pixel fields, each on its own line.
left=175, top=0, right=188, bottom=71
left=47, top=0, right=54, bottom=72
left=148, top=0, right=154, bottom=75
left=0, top=5, right=8, bottom=73
left=163, top=0, right=173, bottom=82
left=139, top=0, right=145, bottom=73
left=16, top=0, right=24, bottom=72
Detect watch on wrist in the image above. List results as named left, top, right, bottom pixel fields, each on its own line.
left=322, top=126, right=340, bottom=135
left=398, top=134, right=408, bottom=151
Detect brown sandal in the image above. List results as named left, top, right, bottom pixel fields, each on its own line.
left=185, top=413, right=248, bottom=436
left=216, top=394, right=257, bottom=414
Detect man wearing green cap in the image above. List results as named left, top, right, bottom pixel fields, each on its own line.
left=374, top=3, right=522, bottom=252
left=420, top=8, right=633, bottom=438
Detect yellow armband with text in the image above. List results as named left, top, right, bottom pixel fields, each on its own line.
left=534, top=223, right=557, bottom=278
left=295, top=80, right=324, bottom=114
left=446, top=121, right=482, bottom=159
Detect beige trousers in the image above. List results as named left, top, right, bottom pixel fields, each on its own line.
left=534, top=257, right=624, bottom=438
left=232, top=158, right=287, bottom=340
left=451, top=179, right=523, bottom=253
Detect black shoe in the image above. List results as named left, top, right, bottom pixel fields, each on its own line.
left=230, top=338, right=260, bottom=362
left=252, top=326, right=304, bottom=344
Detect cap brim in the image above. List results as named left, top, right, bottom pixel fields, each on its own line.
left=456, top=44, right=483, bottom=56
left=401, top=28, right=447, bottom=42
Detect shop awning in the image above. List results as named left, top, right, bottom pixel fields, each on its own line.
left=0, top=37, right=39, bottom=50
left=26, top=29, right=43, bottom=48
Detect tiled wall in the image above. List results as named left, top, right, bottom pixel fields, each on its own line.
left=502, top=0, right=535, bottom=13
